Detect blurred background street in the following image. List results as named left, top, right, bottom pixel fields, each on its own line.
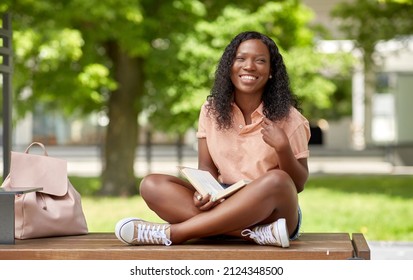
left=2, top=144, right=409, bottom=178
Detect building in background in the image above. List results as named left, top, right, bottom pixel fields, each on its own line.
left=303, top=0, right=413, bottom=165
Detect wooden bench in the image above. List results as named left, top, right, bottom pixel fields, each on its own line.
left=0, top=232, right=370, bottom=260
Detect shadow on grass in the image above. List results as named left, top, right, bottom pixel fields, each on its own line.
left=68, top=176, right=144, bottom=196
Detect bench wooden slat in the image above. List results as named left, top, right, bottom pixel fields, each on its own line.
left=0, top=232, right=369, bottom=260
left=352, top=233, right=371, bottom=260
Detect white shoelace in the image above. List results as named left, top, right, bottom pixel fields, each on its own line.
left=241, top=224, right=280, bottom=246
left=134, top=223, right=172, bottom=246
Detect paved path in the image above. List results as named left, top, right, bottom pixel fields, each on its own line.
left=368, top=241, right=413, bottom=260
left=4, top=144, right=409, bottom=177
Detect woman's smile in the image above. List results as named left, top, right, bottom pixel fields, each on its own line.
left=231, top=39, right=271, bottom=95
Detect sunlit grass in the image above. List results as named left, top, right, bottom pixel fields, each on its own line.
left=76, top=174, right=413, bottom=241
left=299, top=180, right=413, bottom=241
left=82, top=196, right=163, bottom=232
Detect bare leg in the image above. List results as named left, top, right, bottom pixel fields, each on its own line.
left=140, top=170, right=298, bottom=244
left=140, top=174, right=203, bottom=223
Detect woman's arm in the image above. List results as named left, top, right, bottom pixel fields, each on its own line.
left=197, top=138, right=219, bottom=179
left=261, top=118, right=309, bottom=192
left=276, top=150, right=308, bottom=193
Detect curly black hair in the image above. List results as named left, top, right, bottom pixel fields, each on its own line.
left=206, top=31, right=301, bottom=130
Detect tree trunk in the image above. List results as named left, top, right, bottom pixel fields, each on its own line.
left=100, top=41, right=144, bottom=196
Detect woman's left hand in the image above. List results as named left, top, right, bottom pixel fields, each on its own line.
left=193, top=192, right=222, bottom=211
left=261, top=117, right=289, bottom=152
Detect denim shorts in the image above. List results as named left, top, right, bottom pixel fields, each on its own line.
left=290, top=206, right=302, bottom=240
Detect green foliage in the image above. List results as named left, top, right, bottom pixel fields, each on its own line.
left=4, top=0, right=412, bottom=133
left=285, top=47, right=354, bottom=120
left=3, top=0, right=356, bottom=132
left=2, top=1, right=361, bottom=194
left=332, top=0, right=413, bottom=54
left=145, top=0, right=351, bottom=131
left=12, top=27, right=103, bottom=117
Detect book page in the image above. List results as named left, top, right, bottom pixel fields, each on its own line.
left=179, top=166, right=249, bottom=202
left=180, top=167, right=223, bottom=195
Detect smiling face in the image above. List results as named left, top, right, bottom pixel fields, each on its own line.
left=230, top=39, right=271, bottom=97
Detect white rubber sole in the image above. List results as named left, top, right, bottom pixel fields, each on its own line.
left=115, top=217, right=141, bottom=244
left=276, top=218, right=290, bottom=248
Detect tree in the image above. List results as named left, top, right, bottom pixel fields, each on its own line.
left=145, top=1, right=354, bottom=132
left=2, top=0, right=353, bottom=195
left=332, top=0, right=413, bottom=146
left=2, top=0, right=205, bottom=195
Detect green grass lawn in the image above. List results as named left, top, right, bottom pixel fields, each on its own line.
left=76, top=174, right=413, bottom=242
left=299, top=175, right=413, bottom=241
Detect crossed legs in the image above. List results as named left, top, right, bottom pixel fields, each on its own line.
left=139, top=169, right=299, bottom=244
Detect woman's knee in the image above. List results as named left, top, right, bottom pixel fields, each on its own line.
left=262, top=170, right=295, bottom=193
left=139, top=174, right=162, bottom=200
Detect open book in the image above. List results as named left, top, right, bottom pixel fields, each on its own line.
left=178, top=166, right=249, bottom=202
